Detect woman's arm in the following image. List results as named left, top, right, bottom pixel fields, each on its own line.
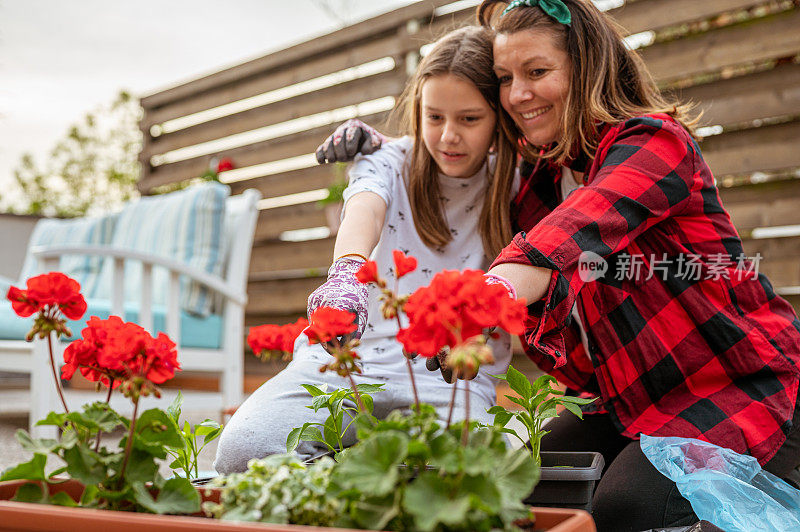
left=487, top=262, right=551, bottom=303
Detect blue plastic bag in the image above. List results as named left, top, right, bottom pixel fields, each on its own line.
left=640, top=434, right=800, bottom=532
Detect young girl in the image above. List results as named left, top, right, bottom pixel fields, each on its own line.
left=214, top=26, right=519, bottom=474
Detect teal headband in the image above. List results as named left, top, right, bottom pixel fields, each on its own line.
left=501, top=0, right=572, bottom=26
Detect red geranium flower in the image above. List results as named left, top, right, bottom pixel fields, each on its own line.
left=392, top=250, right=417, bottom=278
left=305, top=307, right=357, bottom=345
left=61, top=315, right=181, bottom=395
left=6, top=272, right=86, bottom=321
left=248, top=317, right=308, bottom=361
left=355, top=260, right=380, bottom=284
left=397, top=270, right=527, bottom=357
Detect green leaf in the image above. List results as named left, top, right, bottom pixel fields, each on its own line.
left=131, top=477, right=200, bottom=514
left=403, top=472, right=471, bottom=531
left=286, top=426, right=302, bottom=453
left=561, top=402, right=585, bottom=420
left=122, top=448, right=159, bottom=484
left=360, top=393, right=374, bottom=414
left=334, top=432, right=408, bottom=496
left=355, top=383, right=385, bottom=394
left=50, top=491, right=79, bottom=507
left=506, top=365, right=532, bottom=400
left=559, top=395, right=598, bottom=405
left=486, top=405, right=506, bottom=414
left=35, top=411, right=67, bottom=427
left=12, top=482, right=45, bottom=503
left=201, top=426, right=222, bottom=446
left=14, top=429, right=59, bottom=455
left=132, top=409, right=184, bottom=457
left=66, top=402, right=124, bottom=433
left=350, top=492, right=400, bottom=530
left=63, top=445, right=107, bottom=485
left=300, top=383, right=327, bottom=397
left=505, top=395, right=529, bottom=409
left=167, top=392, right=183, bottom=423
left=492, top=410, right=513, bottom=428
left=311, top=395, right=329, bottom=412
left=301, top=425, right=326, bottom=445
left=1, top=453, right=47, bottom=481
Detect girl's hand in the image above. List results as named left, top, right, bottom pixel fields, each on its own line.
left=315, top=119, right=387, bottom=164
left=307, top=256, right=369, bottom=352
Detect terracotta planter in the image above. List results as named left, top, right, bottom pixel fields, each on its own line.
left=524, top=451, right=605, bottom=513
left=0, top=479, right=595, bottom=531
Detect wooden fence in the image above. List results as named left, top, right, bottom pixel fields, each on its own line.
left=138, top=0, right=800, bottom=382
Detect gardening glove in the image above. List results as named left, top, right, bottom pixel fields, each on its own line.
left=307, top=256, right=369, bottom=353
left=315, top=119, right=387, bottom=164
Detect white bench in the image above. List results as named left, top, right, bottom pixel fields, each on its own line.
left=0, top=183, right=261, bottom=436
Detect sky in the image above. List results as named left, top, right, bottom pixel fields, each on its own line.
left=0, top=0, right=414, bottom=205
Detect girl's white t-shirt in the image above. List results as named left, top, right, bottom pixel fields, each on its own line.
left=294, top=137, right=512, bottom=403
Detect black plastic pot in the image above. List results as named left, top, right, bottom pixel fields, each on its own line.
left=524, top=451, right=604, bottom=513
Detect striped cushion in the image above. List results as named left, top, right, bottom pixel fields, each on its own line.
left=19, top=213, right=118, bottom=295
left=92, top=182, right=229, bottom=317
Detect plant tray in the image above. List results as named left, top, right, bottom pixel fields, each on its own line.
left=524, top=451, right=605, bottom=513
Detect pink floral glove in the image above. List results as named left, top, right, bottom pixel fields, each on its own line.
left=307, top=256, right=369, bottom=349
left=315, top=119, right=387, bottom=164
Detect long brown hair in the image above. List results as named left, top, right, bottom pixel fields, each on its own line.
left=477, top=0, right=698, bottom=164
left=393, top=26, right=517, bottom=259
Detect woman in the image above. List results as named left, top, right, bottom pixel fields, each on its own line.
left=478, top=0, right=800, bottom=529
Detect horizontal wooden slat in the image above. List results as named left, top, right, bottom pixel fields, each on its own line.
left=608, top=0, right=764, bottom=35
left=254, top=202, right=329, bottom=242
left=718, top=177, right=800, bottom=205
left=144, top=36, right=407, bottom=129
left=726, top=191, right=800, bottom=232
left=250, top=237, right=335, bottom=273
left=141, top=0, right=453, bottom=110
left=246, top=276, right=325, bottom=315
left=139, top=111, right=390, bottom=193
left=759, top=258, right=800, bottom=288
left=780, top=294, right=800, bottom=319
left=144, top=69, right=407, bottom=158
left=741, top=236, right=800, bottom=263
left=228, top=164, right=338, bottom=200
left=700, top=119, right=800, bottom=177
left=641, top=8, right=800, bottom=83
left=672, top=62, right=800, bottom=128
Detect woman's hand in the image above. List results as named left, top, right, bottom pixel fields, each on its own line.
left=307, top=256, right=369, bottom=352
left=315, top=119, right=388, bottom=164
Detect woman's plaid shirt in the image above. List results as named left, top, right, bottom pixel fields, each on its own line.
left=492, top=114, right=800, bottom=464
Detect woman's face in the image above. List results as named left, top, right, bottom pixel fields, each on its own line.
left=493, top=28, right=570, bottom=147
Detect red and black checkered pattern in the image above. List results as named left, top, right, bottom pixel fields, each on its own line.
left=493, top=114, right=800, bottom=464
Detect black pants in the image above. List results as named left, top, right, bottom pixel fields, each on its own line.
left=539, top=404, right=800, bottom=532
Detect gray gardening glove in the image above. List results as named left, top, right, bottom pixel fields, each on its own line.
left=307, top=256, right=369, bottom=353
left=315, top=119, right=387, bottom=164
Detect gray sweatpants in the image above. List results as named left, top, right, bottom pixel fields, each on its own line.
left=213, top=357, right=495, bottom=474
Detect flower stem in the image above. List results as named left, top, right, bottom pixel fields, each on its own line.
left=446, top=380, right=457, bottom=429
left=461, top=374, right=470, bottom=447
left=94, top=381, right=114, bottom=452
left=46, top=333, right=70, bottom=414
left=395, top=314, right=420, bottom=411
left=118, top=397, right=140, bottom=486
left=346, top=373, right=365, bottom=412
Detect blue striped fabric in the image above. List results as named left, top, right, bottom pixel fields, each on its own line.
left=91, top=182, right=229, bottom=317
left=19, top=213, right=118, bottom=295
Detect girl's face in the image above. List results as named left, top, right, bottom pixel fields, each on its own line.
left=420, top=73, right=497, bottom=179
left=493, top=29, right=570, bottom=147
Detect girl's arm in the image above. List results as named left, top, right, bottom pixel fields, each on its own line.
left=487, top=262, right=551, bottom=303
left=307, top=191, right=387, bottom=349
left=333, top=191, right=387, bottom=260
